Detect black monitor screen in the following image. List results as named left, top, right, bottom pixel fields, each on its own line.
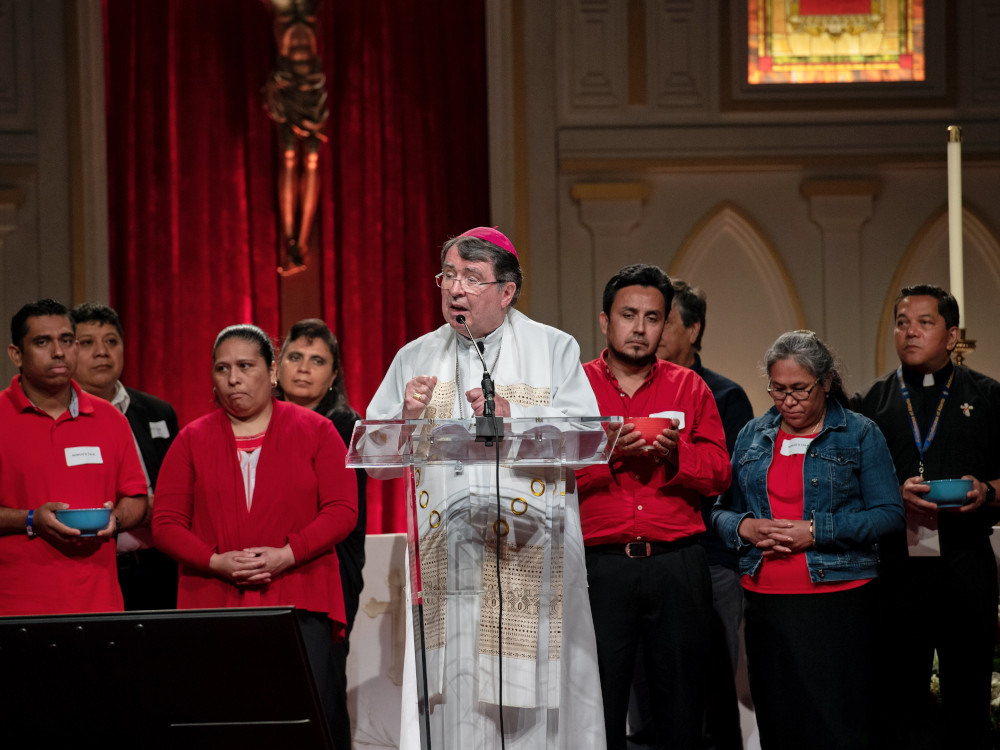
left=0, top=606, right=331, bottom=749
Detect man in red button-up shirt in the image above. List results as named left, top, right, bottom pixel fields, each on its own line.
left=577, top=264, right=731, bottom=750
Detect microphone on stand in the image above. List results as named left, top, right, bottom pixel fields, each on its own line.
left=456, top=315, right=504, bottom=444
left=457, top=312, right=510, bottom=741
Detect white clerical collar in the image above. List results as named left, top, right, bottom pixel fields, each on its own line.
left=457, top=315, right=506, bottom=352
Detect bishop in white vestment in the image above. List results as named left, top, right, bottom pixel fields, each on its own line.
left=366, top=227, right=606, bottom=750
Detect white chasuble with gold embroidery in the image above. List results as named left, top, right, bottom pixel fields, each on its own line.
left=367, top=309, right=606, bottom=750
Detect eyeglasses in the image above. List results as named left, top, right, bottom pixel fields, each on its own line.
left=435, top=272, right=505, bottom=295
left=767, top=378, right=820, bottom=402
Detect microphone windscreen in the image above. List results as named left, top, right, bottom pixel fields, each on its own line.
left=456, top=315, right=466, bottom=324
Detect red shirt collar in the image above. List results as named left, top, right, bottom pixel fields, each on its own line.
left=8, top=375, right=94, bottom=418
left=598, top=348, right=661, bottom=390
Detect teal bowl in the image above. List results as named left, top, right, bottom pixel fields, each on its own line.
left=55, top=508, right=111, bottom=536
left=923, top=479, right=974, bottom=507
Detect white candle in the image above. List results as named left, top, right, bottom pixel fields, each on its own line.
left=947, top=125, right=964, bottom=328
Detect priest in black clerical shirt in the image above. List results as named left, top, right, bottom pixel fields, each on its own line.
left=852, top=284, right=1000, bottom=750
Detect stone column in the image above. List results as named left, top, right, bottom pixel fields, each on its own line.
left=569, top=182, right=650, bottom=357
left=801, top=179, right=880, bottom=383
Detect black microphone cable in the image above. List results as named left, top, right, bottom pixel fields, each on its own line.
left=457, top=316, right=507, bottom=747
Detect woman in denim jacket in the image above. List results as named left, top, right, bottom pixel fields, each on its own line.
left=712, top=331, right=903, bottom=750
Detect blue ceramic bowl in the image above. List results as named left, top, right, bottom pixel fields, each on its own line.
left=55, top=508, right=111, bottom=536
left=923, top=479, right=974, bottom=507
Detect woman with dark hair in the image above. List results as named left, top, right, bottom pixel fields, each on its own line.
left=712, top=330, right=904, bottom=749
left=276, top=318, right=366, bottom=750
left=153, top=324, right=357, bottom=743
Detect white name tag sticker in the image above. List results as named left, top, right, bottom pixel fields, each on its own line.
left=649, top=410, right=685, bottom=430
left=149, top=420, right=170, bottom=440
left=906, top=512, right=941, bottom=557
left=780, top=437, right=814, bottom=456
left=65, top=446, right=103, bottom=466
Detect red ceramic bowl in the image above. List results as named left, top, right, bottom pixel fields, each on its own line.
left=628, top=417, right=673, bottom=443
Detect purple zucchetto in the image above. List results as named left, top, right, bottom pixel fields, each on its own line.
left=456, top=226, right=518, bottom=259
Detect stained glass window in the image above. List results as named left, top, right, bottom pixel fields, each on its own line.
left=747, top=0, right=925, bottom=84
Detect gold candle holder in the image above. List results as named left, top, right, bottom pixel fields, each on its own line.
left=953, top=328, right=976, bottom=366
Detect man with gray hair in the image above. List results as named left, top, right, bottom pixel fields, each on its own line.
left=367, top=227, right=606, bottom=749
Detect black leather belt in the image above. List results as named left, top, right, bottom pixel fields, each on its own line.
left=588, top=537, right=695, bottom=558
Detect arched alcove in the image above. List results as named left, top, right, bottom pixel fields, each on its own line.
left=670, top=202, right=806, bottom=416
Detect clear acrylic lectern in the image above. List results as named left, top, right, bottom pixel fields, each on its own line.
left=347, top=417, right=616, bottom=750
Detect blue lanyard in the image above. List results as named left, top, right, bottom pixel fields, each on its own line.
left=896, top=366, right=954, bottom=478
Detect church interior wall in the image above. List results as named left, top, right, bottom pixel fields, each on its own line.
left=497, top=0, right=1000, bottom=415
left=1, top=0, right=999, bottom=406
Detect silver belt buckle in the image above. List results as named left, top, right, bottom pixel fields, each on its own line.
left=625, top=542, right=650, bottom=558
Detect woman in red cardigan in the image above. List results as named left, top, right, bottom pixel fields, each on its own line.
left=153, top=324, right=358, bottom=743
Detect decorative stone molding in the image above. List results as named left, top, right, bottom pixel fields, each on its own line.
left=0, top=0, right=18, bottom=115
left=0, top=186, right=23, bottom=244
left=973, top=0, right=1000, bottom=101
left=0, top=0, right=33, bottom=128
left=560, top=0, right=627, bottom=114
left=651, top=0, right=709, bottom=111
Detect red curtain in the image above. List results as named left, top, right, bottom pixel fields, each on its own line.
left=104, top=0, right=489, bottom=533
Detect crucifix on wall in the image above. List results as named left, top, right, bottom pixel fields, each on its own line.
left=262, top=0, right=328, bottom=276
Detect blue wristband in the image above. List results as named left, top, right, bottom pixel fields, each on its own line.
left=26, top=509, right=35, bottom=539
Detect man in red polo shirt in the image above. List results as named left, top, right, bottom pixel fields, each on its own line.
left=0, top=299, right=148, bottom=615
left=577, top=264, right=731, bottom=750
